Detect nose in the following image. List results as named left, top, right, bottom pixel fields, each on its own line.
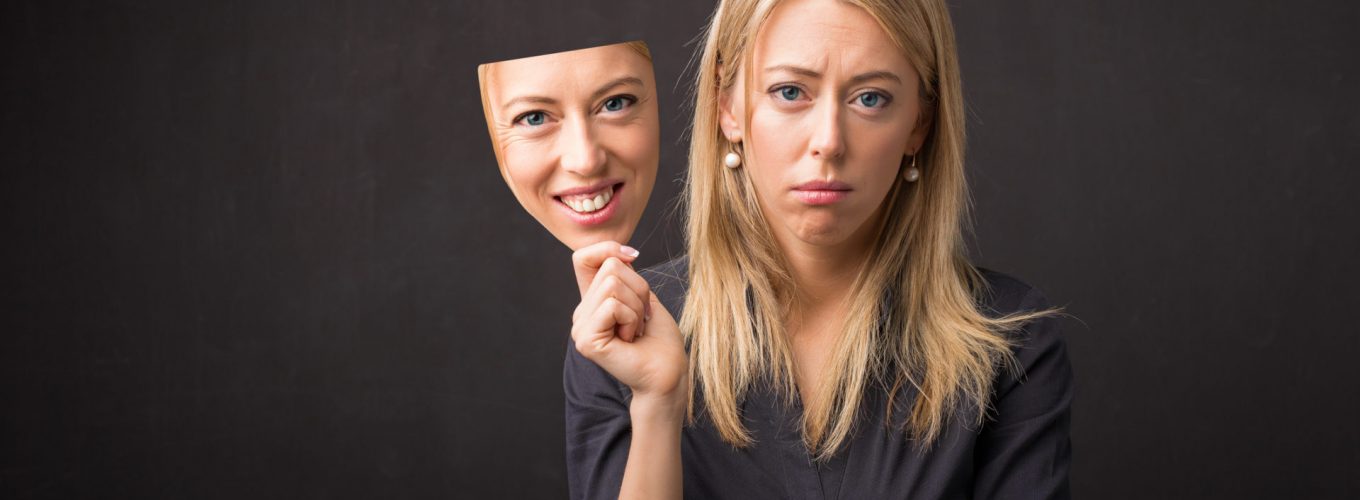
left=808, top=98, right=845, bottom=161
left=558, top=116, right=607, bottom=176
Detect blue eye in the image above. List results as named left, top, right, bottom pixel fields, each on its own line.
left=516, top=111, right=546, bottom=127
left=857, top=92, right=887, bottom=108
left=602, top=95, right=636, bottom=113
left=777, top=86, right=802, bottom=101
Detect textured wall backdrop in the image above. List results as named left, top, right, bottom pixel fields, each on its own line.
left=3, top=1, right=1357, bottom=498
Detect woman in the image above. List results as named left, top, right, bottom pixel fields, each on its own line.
left=566, top=0, right=1072, bottom=498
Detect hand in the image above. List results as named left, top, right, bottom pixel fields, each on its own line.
left=571, top=240, right=641, bottom=299
left=570, top=248, right=688, bottom=410
left=572, top=241, right=650, bottom=342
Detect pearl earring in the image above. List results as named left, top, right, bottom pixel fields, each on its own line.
left=904, top=154, right=920, bottom=182
left=724, top=152, right=742, bottom=168
left=724, top=142, right=742, bottom=169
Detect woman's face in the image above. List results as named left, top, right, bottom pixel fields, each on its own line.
left=721, top=0, right=930, bottom=250
left=482, top=44, right=659, bottom=250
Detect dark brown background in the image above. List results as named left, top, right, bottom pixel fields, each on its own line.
left=3, top=1, right=1358, bottom=498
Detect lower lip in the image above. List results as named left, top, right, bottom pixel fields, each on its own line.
left=555, top=184, right=623, bottom=226
left=793, top=189, right=850, bottom=205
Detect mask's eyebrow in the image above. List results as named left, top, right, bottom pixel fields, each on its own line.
left=764, top=64, right=902, bottom=86
left=500, top=95, right=557, bottom=116
left=587, top=76, right=645, bottom=103
left=498, top=76, right=645, bottom=116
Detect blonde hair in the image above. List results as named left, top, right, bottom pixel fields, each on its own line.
left=680, top=0, right=1062, bottom=460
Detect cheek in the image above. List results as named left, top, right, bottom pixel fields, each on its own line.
left=848, top=129, right=909, bottom=210
left=862, top=132, right=908, bottom=174
left=746, top=108, right=809, bottom=194
left=501, top=142, right=557, bottom=208
left=599, top=123, right=659, bottom=178
left=748, top=106, right=808, bottom=162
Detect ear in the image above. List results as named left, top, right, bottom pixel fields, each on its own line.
left=717, top=64, right=744, bottom=144
left=905, top=102, right=935, bottom=155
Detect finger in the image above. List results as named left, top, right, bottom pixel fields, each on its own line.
left=572, top=274, right=622, bottom=342
left=579, top=258, right=647, bottom=324
left=576, top=297, right=640, bottom=359
left=599, top=276, right=646, bottom=343
left=571, top=241, right=640, bottom=297
left=574, top=270, right=646, bottom=327
left=598, top=257, right=652, bottom=312
left=595, top=258, right=651, bottom=341
left=640, top=291, right=679, bottom=341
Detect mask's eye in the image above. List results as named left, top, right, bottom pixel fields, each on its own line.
left=775, top=86, right=803, bottom=101
left=601, top=95, right=637, bottom=113
left=514, top=111, right=547, bottom=127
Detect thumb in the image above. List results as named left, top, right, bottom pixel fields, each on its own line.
left=641, top=291, right=679, bottom=339
left=572, top=240, right=641, bottom=297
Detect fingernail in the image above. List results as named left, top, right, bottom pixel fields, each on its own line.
left=644, top=301, right=652, bottom=321
left=620, top=246, right=640, bottom=258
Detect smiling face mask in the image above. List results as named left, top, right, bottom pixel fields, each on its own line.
left=478, top=41, right=660, bottom=250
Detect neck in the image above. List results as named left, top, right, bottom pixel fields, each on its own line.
left=774, top=213, right=882, bottom=313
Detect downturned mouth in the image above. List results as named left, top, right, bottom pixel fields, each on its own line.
left=793, top=180, right=853, bottom=191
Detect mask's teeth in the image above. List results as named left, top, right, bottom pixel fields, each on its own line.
left=562, top=184, right=615, bottom=213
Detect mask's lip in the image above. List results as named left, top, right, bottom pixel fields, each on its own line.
left=554, top=182, right=624, bottom=226
left=553, top=178, right=625, bottom=198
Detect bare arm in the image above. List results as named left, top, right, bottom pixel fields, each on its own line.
left=619, top=382, right=685, bottom=500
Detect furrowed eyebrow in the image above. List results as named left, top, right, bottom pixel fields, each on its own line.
left=764, top=65, right=903, bottom=86
left=846, top=70, right=902, bottom=86
left=764, top=64, right=821, bottom=79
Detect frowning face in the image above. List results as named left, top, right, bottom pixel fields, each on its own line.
left=720, top=0, right=930, bottom=251
left=479, top=43, right=660, bottom=250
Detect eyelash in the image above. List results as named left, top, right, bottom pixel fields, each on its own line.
left=770, top=84, right=807, bottom=102
left=513, top=111, right=549, bottom=127
left=767, top=84, right=893, bottom=110
left=598, top=94, right=638, bottom=113
left=512, top=94, right=639, bottom=128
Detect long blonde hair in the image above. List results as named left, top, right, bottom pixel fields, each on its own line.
left=680, top=0, right=1062, bottom=460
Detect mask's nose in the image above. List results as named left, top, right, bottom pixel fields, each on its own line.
left=559, top=117, right=607, bottom=176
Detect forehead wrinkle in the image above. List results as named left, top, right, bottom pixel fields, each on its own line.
left=494, top=60, right=650, bottom=118
left=755, top=0, right=904, bottom=73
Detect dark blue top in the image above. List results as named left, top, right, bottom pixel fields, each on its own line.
left=564, top=256, right=1073, bottom=499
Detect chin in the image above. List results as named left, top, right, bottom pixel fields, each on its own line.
left=556, top=226, right=633, bottom=251
left=791, top=226, right=849, bottom=246
left=787, top=215, right=844, bottom=243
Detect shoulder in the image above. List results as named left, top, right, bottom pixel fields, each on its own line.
left=971, top=268, right=1075, bottom=496
left=972, top=266, right=1071, bottom=394
left=973, top=266, right=1054, bottom=320
left=639, top=254, right=690, bottom=316
left=972, top=266, right=1073, bottom=413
